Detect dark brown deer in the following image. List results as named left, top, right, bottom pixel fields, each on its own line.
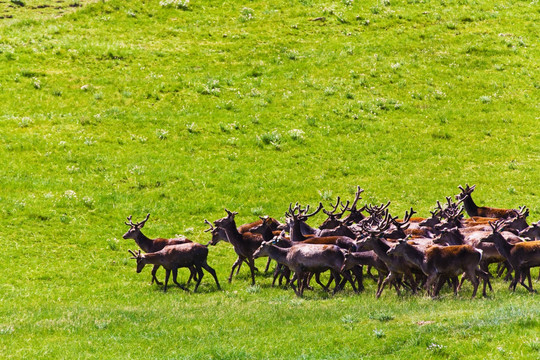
left=340, top=249, right=389, bottom=292
left=481, top=220, right=540, bottom=292
left=211, top=209, right=266, bottom=285
left=123, top=214, right=193, bottom=285
left=253, top=241, right=355, bottom=296
left=128, top=242, right=220, bottom=292
left=286, top=203, right=357, bottom=250
left=455, top=184, right=519, bottom=218
left=340, top=186, right=367, bottom=225
left=356, top=211, right=423, bottom=298
left=387, top=239, right=483, bottom=298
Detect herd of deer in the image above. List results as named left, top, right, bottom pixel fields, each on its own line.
left=123, top=184, right=540, bottom=298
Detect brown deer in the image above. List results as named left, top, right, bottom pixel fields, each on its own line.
left=128, top=242, right=220, bottom=292
left=211, top=209, right=266, bottom=285
left=481, top=220, right=540, bottom=292
left=356, top=211, right=423, bottom=298
left=253, top=241, right=355, bottom=296
left=123, top=214, right=193, bottom=285
left=340, top=250, right=389, bottom=292
left=387, top=239, right=483, bottom=298
left=455, top=184, right=519, bottom=218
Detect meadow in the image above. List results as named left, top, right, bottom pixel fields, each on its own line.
left=0, top=0, right=539, bottom=358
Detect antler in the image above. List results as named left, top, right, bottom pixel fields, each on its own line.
left=301, top=202, right=323, bottom=218
left=224, top=209, right=239, bottom=217
left=361, top=209, right=393, bottom=235
left=139, top=213, right=150, bottom=227
left=350, top=186, right=365, bottom=211
left=125, top=215, right=134, bottom=226
left=203, top=219, right=215, bottom=233
left=128, top=249, right=141, bottom=258
left=517, top=205, right=529, bottom=218
left=489, top=219, right=506, bottom=233
left=324, top=196, right=341, bottom=215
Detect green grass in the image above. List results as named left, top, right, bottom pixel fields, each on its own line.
left=0, top=0, right=539, bottom=358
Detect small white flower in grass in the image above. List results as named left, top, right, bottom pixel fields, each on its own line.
left=129, top=165, right=145, bottom=175
left=80, top=84, right=89, bottom=91
left=156, top=129, right=169, bottom=140
left=82, top=196, right=94, bottom=208
left=84, top=137, right=95, bottom=146
left=160, top=0, right=189, bottom=10
left=64, top=190, right=77, bottom=199
left=427, top=343, right=445, bottom=351
left=288, top=129, right=305, bottom=141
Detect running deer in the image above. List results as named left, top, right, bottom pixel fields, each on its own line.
left=387, top=239, right=483, bottom=298
left=481, top=220, right=540, bottom=292
left=123, top=214, right=193, bottom=285
left=128, top=242, right=220, bottom=292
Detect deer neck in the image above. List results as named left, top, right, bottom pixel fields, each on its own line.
left=221, top=222, right=245, bottom=247
left=133, top=232, right=155, bottom=253
left=462, top=195, right=479, bottom=217
left=141, top=252, right=165, bottom=267
left=267, top=245, right=290, bottom=266
left=402, top=245, right=427, bottom=274
left=369, top=236, right=392, bottom=263
left=259, top=224, right=274, bottom=241
left=289, top=218, right=308, bottom=242
left=490, top=233, right=514, bottom=261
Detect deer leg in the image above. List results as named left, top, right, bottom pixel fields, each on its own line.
left=172, top=268, right=188, bottom=291
left=272, top=264, right=281, bottom=287
left=377, top=272, right=396, bottom=299
left=340, top=270, right=357, bottom=293
left=193, top=266, right=204, bottom=292
left=425, top=273, right=439, bottom=298
left=229, top=257, right=244, bottom=282
left=201, top=262, right=221, bottom=290
left=151, top=265, right=163, bottom=285
left=509, top=268, right=519, bottom=291
left=247, top=257, right=256, bottom=285
left=163, top=269, right=171, bottom=292
left=331, top=270, right=342, bottom=294
left=314, top=272, right=329, bottom=291
left=235, top=258, right=244, bottom=276
left=355, top=265, right=365, bottom=291
left=264, top=257, right=272, bottom=273
left=431, top=276, right=446, bottom=297
left=467, top=268, right=479, bottom=298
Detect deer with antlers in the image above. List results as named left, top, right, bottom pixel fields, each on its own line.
left=208, top=209, right=269, bottom=285
left=455, top=184, right=520, bottom=219
left=128, top=241, right=220, bottom=292
left=123, top=214, right=194, bottom=285
left=480, top=220, right=540, bottom=292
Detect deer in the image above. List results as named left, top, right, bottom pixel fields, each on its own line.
left=386, top=238, right=483, bottom=298
left=253, top=240, right=355, bottom=296
left=480, top=220, right=540, bottom=292
left=286, top=203, right=356, bottom=249
left=340, top=186, right=367, bottom=225
left=355, top=211, right=423, bottom=298
left=123, top=214, right=194, bottom=285
left=455, top=184, right=519, bottom=219
left=210, top=209, right=267, bottom=285
left=128, top=242, right=220, bottom=292
left=340, top=249, right=389, bottom=292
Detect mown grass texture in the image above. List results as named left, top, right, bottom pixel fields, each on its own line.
left=0, top=0, right=539, bottom=358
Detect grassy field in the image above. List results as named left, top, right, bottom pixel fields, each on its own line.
left=1, top=0, right=539, bottom=358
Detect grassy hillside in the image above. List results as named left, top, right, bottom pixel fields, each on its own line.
left=0, top=0, right=539, bottom=358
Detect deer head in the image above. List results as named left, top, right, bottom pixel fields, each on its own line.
left=123, top=214, right=151, bottom=240
left=128, top=249, right=146, bottom=273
